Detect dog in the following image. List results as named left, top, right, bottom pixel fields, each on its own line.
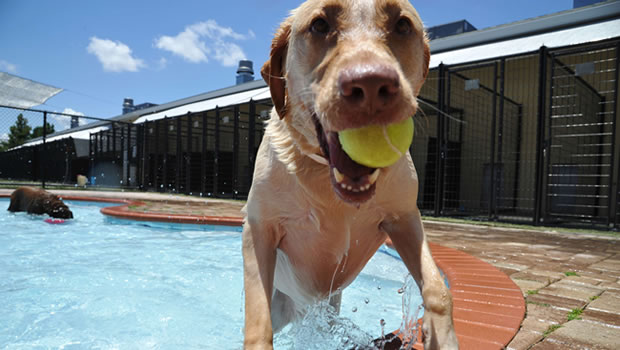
left=242, top=0, right=458, bottom=349
left=7, top=187, right=73, bottom=219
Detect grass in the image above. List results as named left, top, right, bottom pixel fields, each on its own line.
left=542, top=324, right=563, bottom=338
left=564, top=271, right=580, bottom=277
left=527, top=290, right=539, bottom=295
left=567, top=308, right=583, bottom=321
left=589, top=295, right=599, bottom=301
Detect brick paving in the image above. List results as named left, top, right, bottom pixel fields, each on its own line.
left=1, top=188, right=619, bottom=349
left=423, top=221, right=620, bottom=350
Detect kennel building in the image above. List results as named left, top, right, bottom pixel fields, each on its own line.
left=2, top=2, right=619, bottom=229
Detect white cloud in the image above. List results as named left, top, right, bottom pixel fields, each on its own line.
left=0, top=132, right=8, bottom=142
left=0, top=59, right=17, bottom=73
left=156, top=57, right=168, bottom=70
left=50, top=108, right=86, bottom=131
left=155, top=20, right=251, bottom=67
left=87, top=37, right=146, bottom=72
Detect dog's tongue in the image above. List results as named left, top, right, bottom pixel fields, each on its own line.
left=325, top=132, right=375, bottom=179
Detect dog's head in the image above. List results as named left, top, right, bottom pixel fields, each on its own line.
left=47, top=196, right=74, bottom=219
left=263, top=0, right=429, bottom=204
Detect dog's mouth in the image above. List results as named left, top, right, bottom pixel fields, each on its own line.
left=313, top=114, right=379, bottom=204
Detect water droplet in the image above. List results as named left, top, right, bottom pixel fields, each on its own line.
left=377, top=285, right=381, bottom=290
left=380, top=319, right=386, bottom=327
left=351, top=307, right=357, bottom=313
left=364, top=298, right=369, bottom=304
left=397, top=288, right=404, bottom=294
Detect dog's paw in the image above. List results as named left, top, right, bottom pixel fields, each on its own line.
left=422, top=313, right=459, bottom=350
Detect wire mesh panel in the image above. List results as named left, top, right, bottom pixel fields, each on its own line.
left=414, top=69, right=440, bottom=214
left=443, top=63, right=498, bottom=217
left=545, top=44, right=618, bottom=226
left=217, top=106, right=235, bottom=197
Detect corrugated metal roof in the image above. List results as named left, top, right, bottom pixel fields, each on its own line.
left=134, top=86, right=270, bottom=124
left=430, top=18, right=620, bottom=68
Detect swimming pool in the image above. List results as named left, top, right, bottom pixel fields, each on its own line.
left=0, top=198, right=422, bottom=349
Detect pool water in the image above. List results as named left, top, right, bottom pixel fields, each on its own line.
left=0, top=199, right=422, bottom=349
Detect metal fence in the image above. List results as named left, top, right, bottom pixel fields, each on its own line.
left=413, top=39, right=619, bottom=229
left=0, top=106, right=132, bottom=188
left=1, top=38, right=618, bottom=230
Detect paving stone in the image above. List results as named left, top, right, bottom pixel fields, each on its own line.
left=564, top=274, right=604, bottom=286
left=529, top=339, right=574, bottom=349
left=511, top=271, right=558, bottom=284
left=525, top=269, right=567, bottom=281
left=597, top=281, right=620, bottom=292
left=494, top=261, right=530, bottom=272
left=506, top=329, right=543, bottom=350
left=546, top=319, right=620, bottom=350
left=537, top=280, right=604, bottom=302
left=581, top=309, right=620, bottom=327
left=586, top=292, right=620, bottom=314
left=527, top=293, right=586, bottom=311
left=513, top=279, right=546, bottom=296
left=524, top=303, right=568, bottom=325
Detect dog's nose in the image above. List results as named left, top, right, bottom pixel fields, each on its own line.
left=338, top=65, right=400, bottom=112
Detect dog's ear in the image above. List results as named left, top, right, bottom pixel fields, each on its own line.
left=261, top=17, right=292, bottom=119
left=422, top=35, right=430, bottom=81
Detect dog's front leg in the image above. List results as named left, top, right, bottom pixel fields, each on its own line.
left=382, top=210, right=459, bottom=350
left=242, top=220, right=278, bottom=349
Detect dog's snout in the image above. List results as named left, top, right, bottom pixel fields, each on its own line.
left=338, top=65, right=400, bottom=112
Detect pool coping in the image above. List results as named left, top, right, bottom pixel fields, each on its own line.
left=1, top=194, right=525, bottom=349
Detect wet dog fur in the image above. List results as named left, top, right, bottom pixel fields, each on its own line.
left=242, top=1, right=458, bottom=349
left=8, top=187, right=73, bottom=219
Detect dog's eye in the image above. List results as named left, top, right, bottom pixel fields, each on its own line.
left=310, top=18, right=330, bottom=34
left=395, top=17, right=412, bottom=35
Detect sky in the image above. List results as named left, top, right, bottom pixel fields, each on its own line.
left=0, top=0, right=574, bottom=136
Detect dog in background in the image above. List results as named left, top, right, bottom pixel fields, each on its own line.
left=8, top=187, right=73, bottom=219
left=242, top=0, right=458, bottom=349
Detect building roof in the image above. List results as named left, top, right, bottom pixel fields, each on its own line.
left=430, top=0, right=620, bottom=54
left=18, top=0, right=620, bottom=149
left=430, top=17, right=620, bottom=68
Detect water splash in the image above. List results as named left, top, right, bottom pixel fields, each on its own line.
left=274, top=301, right=374, bottom=349
left=394, top=274, right=423, bottom=350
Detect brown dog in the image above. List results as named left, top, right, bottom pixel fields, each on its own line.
left=8, top=187, right=73, bottom=219
left=243, top=0, right=458, bottom=349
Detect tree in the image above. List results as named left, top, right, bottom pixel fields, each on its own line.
left=32, top=122, right=55, bottom=138
left=6, top=114, right=32, bottom=149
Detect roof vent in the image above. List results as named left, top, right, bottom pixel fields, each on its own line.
left=236, top=60, right=254, bottom=85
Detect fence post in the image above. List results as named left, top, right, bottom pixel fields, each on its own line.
left=214, top=107, right=220, bottom=197
left=534, top=46, right=548, bottom=225
left=201, top=112, right=208, bottom=196
left=233, top=104, right=240, bottom=199
left=609, top=43, right=620, bottom=229
left=42, top=111, right=47, bottom=189
left=176, top=116, right=182, bottom=193
left=497, top=59, right=506, bottom=218
left=434, top=63, right=446, bottom=216
left=186, top=112, right=192, bottom=195
left=488, top=62, right=499, bottom=219
left=163, top=117, right=168, bottom=192
left=126, top=123, right=131, bottom=187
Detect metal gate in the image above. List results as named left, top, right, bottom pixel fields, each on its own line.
left=544, top=43, right=619, bottom=227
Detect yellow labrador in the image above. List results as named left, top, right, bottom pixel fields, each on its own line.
left=242, top=0, right=458, bottom=348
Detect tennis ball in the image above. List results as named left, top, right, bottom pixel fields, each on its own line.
left=338, top=118, right=414, bottom=168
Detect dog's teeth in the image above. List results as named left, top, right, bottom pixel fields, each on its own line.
left=333, top=168, right=345, bottom=183
left=341, top=183, right=347, bottom=189
left=347, top=185, right=353, bottom=191
left=352, top=188, right=359, bottom=193
left=369, top=169, right=380, bottom=185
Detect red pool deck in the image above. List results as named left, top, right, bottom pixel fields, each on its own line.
left=1, top=193, right=526, bottom=349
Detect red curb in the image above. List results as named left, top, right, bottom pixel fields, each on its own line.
left=1, top=193, right=525, bottom=348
